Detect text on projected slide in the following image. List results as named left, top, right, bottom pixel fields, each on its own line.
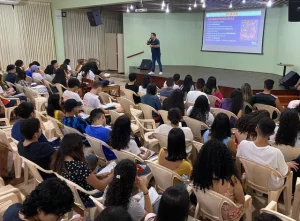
left=202, top=9, right=266, bottom=54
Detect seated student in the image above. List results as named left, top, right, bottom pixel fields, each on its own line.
left=44, top=65, right=55, bottom=82
left=25, top=61, right=40, bottom=78
left=163, top=73, right=180, bottom=89
left=62, top=99, right=88, bottom=134
left=273, top=108, right=300, bottom=147
left=75, top=59, right=86, bottom=73
left=52, top=67, right=67, bottom=87
left=63, top=58, right=72, bottom=71
left=145, top=184, right=189, bottom=221
left=235, top=110, right=270, bottom=144
left=31, top=65, right=44, bottom=82
left=139, top=75, right=150, bottom=93
left=241, top=83, right=254, bottom=114
left=191, top=139, right=245, bottom=221
left=253, top=79, right=284, bottom=112
left=5, top=64, right=17, bottom=84
left=237, top=117, right=296, bottom=190
left=162, top=89, right=185, bottom=116
left=109, top=115, right=151, bottom=160
left=203, top=113, right=236, bottom=156
left=125, top=73, right=141, bottom=104
left=2, top=178, right=75, bottom=221
left=186, top=78, right=208, bottom=103
left=104, top=159, right=153, bottom=221
left=18, top=118, right=55, bottom=179
left=63, top=77, right=82, bottom=102
left=85, top=109, right=116, bottom=161
left=47, top=93, right=65, bottom=122
left=155, top=108, right=193, bottom=141
left=15, top=60, right=24, bottom=71
left=83, top=81, right=104, bottom=109
left=158, top=128, right=192, bottom=179
left=204, top=76, right=223, bottom=107
left=16, top=70, right=30, bottom=87
left=51, top=59, right=59, bottom=74
left=77, top=65, right=95, bottom=82
left=159, top=77, right=174, bottom=97
left=12, top=102, right=50, bottom=143
left=188, top=95, right=214, bottom=126
left=180, top=75, right=195, bottom=98
left=141, top=83, right=162, bottom=120
left=95, top=207, right=133, bottom=221
left=52, top=133, right=113, bottom=207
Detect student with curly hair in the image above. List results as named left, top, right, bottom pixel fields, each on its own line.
left=188, top=95, right=214, bottom=126
left=109, top=115, right=151, bottom=160
left=95, top=206, right=133, bottom=221
left=191, top=139, right=245, bottom=221
left=274, top=108, right=300, bottom=147
left=145, top=184, right=189, bottom=221
left=104, top=159, right=153, bottom=221
left=203, top=113, right=236, bottom=156
left=235, top=110, right=270, bottom=143
left=3, top=178, right=76, bottom=221
left=51, top=133, right=113, bottom=207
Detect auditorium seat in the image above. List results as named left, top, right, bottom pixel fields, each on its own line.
left=210, top=108, right=238, bottom=121
left=253, top=103, right=281, bottom=122
left=183, top=116, right=209, bottom=141
left=261, top=201, right=295, bottom=221
left=0, top=193, right=22, bottom=218
left=123, top=88, right=138, bottom=104
left=207, top=95, right=222, bottom=108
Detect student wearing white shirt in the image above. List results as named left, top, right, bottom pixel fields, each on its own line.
left=155, top=108, right=193, bottom=141
left=31, top=65, right=44, bottom=82
left=83, top=81, right=103, bottom=109
left=163, top=73, right=180, bottom=89
left=77, top=66, right=95, bottom=82
left=139, top=75, right=150, bottom=93
left=237, top=117, right=297, bottom=190
left=63, top=78, right=82, bottom=102
left=63, top=59, right=72, bottom=71
left=186, top=78, right=209, bottom=104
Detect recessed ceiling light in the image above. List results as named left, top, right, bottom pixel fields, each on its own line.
left=229, top=2, right=233, bottom=8
left=188, top=6, right=192, bottom=10
left=162, top=0, right=166, bottom=8
left=202, top=2, right=206, bottom=8
left=166, top=4, right=170, bottom=13
left=194, top=1, right=197, bottom=7
left=242, top=0, right=246, bottom=3
left=126, top=6, right=130, bottom=12
left=267, top=0, right=272, bottom=7
left=130, top=4, right=134, bottom=10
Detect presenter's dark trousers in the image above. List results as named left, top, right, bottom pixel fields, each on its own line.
left=151, top=55, right=162, bottom=72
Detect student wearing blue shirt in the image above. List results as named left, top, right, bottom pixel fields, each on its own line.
left=12, top=102, right=51, bottom=144
left=62, top=99, right=89, bottom=134
left=85, top=108, right=116, bottom=161
left=147, top=32, right=163, bottom=75
left=5, top=64, right=17, bottom=84
left=25, top=61, right=40, bottom=78
left=141, top=83, right=161, bottom=121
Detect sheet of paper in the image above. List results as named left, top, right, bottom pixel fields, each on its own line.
left=108, top=84, right=117, bottom=86
left=140, top=147, right=156, bottom=159
left=137, top=187, right=160, bottom=209
left=97, top=161, right=117, bottom=175
left=104, top=73, right=111, bottom=77
left=102, top=103, right=115, bottom=109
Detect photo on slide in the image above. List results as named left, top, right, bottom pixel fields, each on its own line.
left=240, top=20, right=259, bottom=42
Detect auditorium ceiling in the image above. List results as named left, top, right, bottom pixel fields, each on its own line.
left=104, top=0, right=288, bottom=12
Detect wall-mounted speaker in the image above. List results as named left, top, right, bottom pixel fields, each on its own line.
left=86, top=9, right=102, bottom=27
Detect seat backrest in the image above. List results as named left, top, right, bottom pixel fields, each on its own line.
left=253, top=104, right=281, bottom=121
left=21, top=156, right=53, bottom=184
left=185, top=102, right=194, bottom=110
left=272, top=144, right=300, bottom=162
left=292, top=178, right=300, bottom=219
left=109, top=110, right=122, bottom=124
left=26, top=76, right=32, bottom=84
left=193, top=188, right=238, bottom=221
left=5, top=81, right=15, bottom=88
left=237, top=157, right=284, bottom=192
left=123, top=89, right=137, bottom=103
left=54, top=83, right=66, bottom=98
left=47, top=116, right=64, bottom=138
left=160, top=96, right=166, bottom=103
left=0, top=193, right=21, bottom=218
left=116, top=97, right=135, bottom=116
left=112, top=149, right=144, bottom=163
left=138, top=103, right=158, bottom=120
left=158, top=110, right=169, bottom=125
left=64, top=125, right=84, bottom=137
left=138, top=91, right=146, bottom=97
left=208, top=95, right=222, bottom=108
left=261, top=201, right=296, bottom=221
left=15, top=83, right=25, bottom=94
left=192, top=141, right=203, bottom=153
left=43, top=80, right=53, bottom=94
left=82, top=106, right=93, bottom=115
left=132, top=114, right=155, bottom=139
left=146, top=161, right=183, bottom=192
left=153, top=133, right=168, bottom=148
left=183, top=116, right=209, bottom=140
left=243, top=101, right=253, bottom=112
left=89, top=196, right=105, bottom=213
left=23, top=87, right=36, bottom=104
left=211, top=108, right=238, bottom=120
left=99, top=92, right=112, bottom=104
left=85, top=134, right=112, bottom=162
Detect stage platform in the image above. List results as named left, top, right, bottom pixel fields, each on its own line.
left=129, top=65, right=298, bottom=106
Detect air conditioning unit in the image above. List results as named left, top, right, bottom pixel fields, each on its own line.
left=0, top=0, right=20, bottom=5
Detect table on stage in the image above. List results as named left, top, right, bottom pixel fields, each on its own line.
left=277, top=63, right=294, bottom=77
left=101, top=84, right=121, bottom=97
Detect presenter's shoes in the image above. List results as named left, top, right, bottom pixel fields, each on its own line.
left=148, top=71, right=155, bottom=75
left=159, top=72, right=163, bottom=75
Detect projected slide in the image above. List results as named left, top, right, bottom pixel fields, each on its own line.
left=202, top=9, right=266, bottom=54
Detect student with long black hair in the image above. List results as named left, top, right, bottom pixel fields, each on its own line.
left=47, top=93, right=65, bottom=122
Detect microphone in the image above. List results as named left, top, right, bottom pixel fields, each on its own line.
left=148, top=38, right=152, bottom=43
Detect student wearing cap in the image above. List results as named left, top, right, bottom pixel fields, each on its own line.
left=31, top=65, right=44, bottom=82
left=62, top=99, right=89, bottom=134
left=5, top=64, right=17, bottom=84
left=63, top=78, right=83, bottom=102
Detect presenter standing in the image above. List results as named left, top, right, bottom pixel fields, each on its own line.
left=147, top=33, right=163, bottom=75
